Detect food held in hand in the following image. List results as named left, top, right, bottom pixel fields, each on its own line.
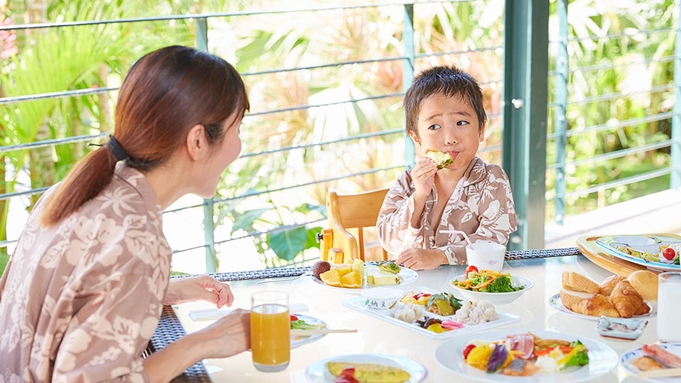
left=425, top=150, right=453, bottom=169
left=312, top=260, right=331, bottom=279
left=326, top=361, right=411, bottom=383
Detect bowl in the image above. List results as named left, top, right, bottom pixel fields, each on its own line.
left=448, top=274, right=533, bottom=306
left=360, top=287, right=403, bottom=312
left=596, top=316, right=648, bottom=341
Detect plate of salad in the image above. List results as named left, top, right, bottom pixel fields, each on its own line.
left=434, top=329, right=618, bottom=382
left=291, top=313, right=327, bottom=348
left=594, top=234, right=681, bottom=272
left=449, top=267, right=533, bottom=306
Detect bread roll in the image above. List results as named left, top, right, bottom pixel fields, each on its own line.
left=599, top=275, right=626, bottom=296
left=562, top=272, right=599, bottom=294
left=559, top=288, right=594, bottom=311
left=572, top=294, right=620, bottom=317
left=627, top=270, right=658, bottom=301
left=610, top=280, right=644, bottom=318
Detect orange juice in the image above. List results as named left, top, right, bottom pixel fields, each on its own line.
left=251, top=303, right=290, bottom=371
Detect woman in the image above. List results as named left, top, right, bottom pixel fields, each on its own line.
left=0, top=46, right=251, bottom=382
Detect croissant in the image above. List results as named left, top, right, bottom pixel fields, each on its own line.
left=572, top=294, right=620, bottom=317
left=599, top=275, right=626, bottom=296
left=610, top=280, right=644, bottom=318
left=634, top=301, right=651, bottom=316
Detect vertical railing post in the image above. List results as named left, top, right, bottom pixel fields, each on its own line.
left=502, top=0, right=549, bottom=250
left=554, top=0, right=568, bottom=224
left=196, top=17, right=217, bottom=273
left=672, top=3, right=681, bottom=189
left=403, top=4, right=415, bottom=170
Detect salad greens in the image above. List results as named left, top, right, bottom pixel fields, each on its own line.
left=290, top=319, right=320, bottom=330
left=453, top=271, right=525, bottom=293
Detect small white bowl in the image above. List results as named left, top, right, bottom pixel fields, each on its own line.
left=360, top=287, right=403, bottom=312
left=448, top=274, right=533, bottom=306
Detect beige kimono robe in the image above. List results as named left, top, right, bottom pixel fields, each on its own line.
left=377, top=157, right=517, bottom=265
left=0, top=164, right=171, bottom=382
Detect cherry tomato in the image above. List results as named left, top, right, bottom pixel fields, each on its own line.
left=463, top=343, right=477, bottom=360
left=662, top=247, right=676, bottom=261
left=465, top=265, right=479, bottom=278
left=413, top=293, right=431, bottom=300
left=290, top=315, right=298, bottom=322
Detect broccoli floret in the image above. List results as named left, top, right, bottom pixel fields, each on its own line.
left=563, top=350, right=589, bottom=368
left=482, top=275, right=513, bottom=292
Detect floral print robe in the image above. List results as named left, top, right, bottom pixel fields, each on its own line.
left=377, top=157, right=518, bottom=265
left=0, top=164, right=171, bottom=382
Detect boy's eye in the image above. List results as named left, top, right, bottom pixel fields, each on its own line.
left=427, top=124, right=442, bottom=130
left=457, top=121, right=470, bottom=126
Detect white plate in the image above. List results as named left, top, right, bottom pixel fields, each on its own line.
left=594, top=235, right=681, bottom=272
left=311, top=265, right=419, bottom=293
left=305, top=353, right=428, bottom=383
left=448, top=274, right=534, bottom=306
left=342, top=288, right=520, bottom=339
left=621, top=343, right=681, bottom=383
left=548, top=293, right=656, bottom=321
left=291, top=314, right=326, bottom=349
left=434, top=329, right=618, bottom=382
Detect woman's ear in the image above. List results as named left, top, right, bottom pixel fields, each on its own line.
left=185, top=124, right=209, bottom=161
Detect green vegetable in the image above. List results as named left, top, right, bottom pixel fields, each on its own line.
left=426, top=292, right=462, bottom=315
left=563, top=350, right=589, bottom=368
left=480, top=275, right=524, bottom=293
left=290, top=319, right=320, bottom=330
left=674, top=254, right=680, bottom=265
left=376, top=262, right=401, bottom=274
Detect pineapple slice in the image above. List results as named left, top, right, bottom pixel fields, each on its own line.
left=425, top=150, right=453, bottom=169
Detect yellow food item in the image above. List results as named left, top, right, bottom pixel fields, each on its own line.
left=320, top=269, right=341, bottom=287
left=341, top=270, right=363, bottom=288
left=425, top=150, right=453, bottom=169
left=352, top=259, right=365, bottom=275
left=367, top=273, right=400, bottom=286
left=466, top=344, right=494, bottom=371
left=326, top=362, right=411, bottom=383
left=335, top=264, right=353, bottom=277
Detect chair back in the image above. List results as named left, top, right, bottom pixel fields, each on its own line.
left=323, top=188, right=390, bottom=263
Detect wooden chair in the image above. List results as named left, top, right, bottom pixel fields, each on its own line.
left=320, top=188, right=390, bottom=264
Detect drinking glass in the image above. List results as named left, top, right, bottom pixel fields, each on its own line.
left=657, top=272, right=681, bottom=343
left=251, top=290, right=290, bottom=372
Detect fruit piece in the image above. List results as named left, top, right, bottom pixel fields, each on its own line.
left=465, top=265, right=478, bottom=278
left=367, top=273, right=400, bottom=285
left=334, top=264, right=353, bottom=277
left=312, top=260, right=331, bottom=279
left=341, top=270, right=363, bottom=288
left=320, top=269, right=342, bottom=287
left=426, top=323, right=444, bottom=333
left=377, top=262, right=401, bottom=274
left=463, top=344, right=477, bottom=360
left=662, top=247, right=676, bottom=261
left=425, top=150, right=454, bottom=169
left=351, top=259, right=365, bottom=275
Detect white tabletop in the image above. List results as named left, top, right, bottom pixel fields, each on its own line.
left=172, top=256, right=660, bottom=382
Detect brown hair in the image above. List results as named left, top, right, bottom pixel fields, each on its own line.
left=41, top=45, right=249, bottom=226
left=403, top=65, right=487, bottom=140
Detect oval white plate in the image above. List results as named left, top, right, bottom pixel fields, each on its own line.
left=448, top=274, right=534, bottom=306
left=621, top=343, right=681, bottom=383
left=305, top=353, right=428, bottom=383
left=434, top=329, right=618, bottom=382
left=291, top=314, right=326, bottom=349
left=548, top=293, right=655, bottom=321
left=311, top=265, right=418, bottom=293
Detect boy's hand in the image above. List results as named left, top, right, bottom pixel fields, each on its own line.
left=396, top=248, right=447, bottom=270
left=411, top=157, right=437, bottom=200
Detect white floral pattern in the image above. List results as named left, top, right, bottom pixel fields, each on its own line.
left=377, top=157, right=518, bottom=265
left=0, top=164, right=171, bottom=382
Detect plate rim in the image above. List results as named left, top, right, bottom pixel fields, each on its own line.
left=594, top=235, right=680, bottom=271
left=433, top=328, right=619, bottom=383
left=548, top=293, right=656, bottom=321
left=304, top=353, right=428, bottom=383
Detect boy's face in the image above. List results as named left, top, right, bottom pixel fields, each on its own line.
left=409, top=93, right=486, bottom=173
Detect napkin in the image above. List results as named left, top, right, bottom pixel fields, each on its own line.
left=188, top=303, right=309, bottom=322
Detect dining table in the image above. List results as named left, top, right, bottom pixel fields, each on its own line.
left=147, top=247, right=667, bottom=383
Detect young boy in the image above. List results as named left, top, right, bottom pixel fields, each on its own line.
left=376, top=65, right=517, bottom=270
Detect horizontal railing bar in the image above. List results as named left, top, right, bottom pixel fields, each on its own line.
left=415, top=46, right=502, bottom=59
left=0, top=133, right=107, bottom=154
left=547, top=140, right=672, bottom=170
left=548, top=55, right=675, bottom=76
left=0, top=186, right=49, bottom=202
left=0, top=0, right=466, bottom=31
left=548, top=27, right=674, bottom=44
left=0, top=87, right=117, bottom=105
left=0, top=239, right=17, bottom=250
left=248, top=92, right=402, bottom=117
left=562, top=168, right=672, bottom=198
left=547, top=84, right=673, bottom=108
left=241, top=56, right=406, bottom=77
left=546, top=112, right=674, bottom=139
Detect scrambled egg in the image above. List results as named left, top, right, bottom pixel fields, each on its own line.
left=326, top=362, right=411, bottom=383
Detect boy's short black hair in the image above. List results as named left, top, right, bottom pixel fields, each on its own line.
left=403, top=65, right=487, bottom=138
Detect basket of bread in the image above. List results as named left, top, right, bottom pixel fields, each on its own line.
left=557, top=270, right=657, bottom=318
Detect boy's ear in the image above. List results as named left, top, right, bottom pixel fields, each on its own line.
left=408, top=130, right=420, bottom=144
left=185, top=124, right=209, bottom=161
left=478, top=120, right=487, bottom=142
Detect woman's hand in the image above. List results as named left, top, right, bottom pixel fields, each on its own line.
left=396, top=248, right=447, bottom=270
left=164, top=275, right=234, bottom=308
left=200, top=308, right=251, bottom=359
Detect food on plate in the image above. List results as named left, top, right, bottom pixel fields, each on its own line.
left=641, top=344, right=681, bottom=368
left=290, top=315, right=324, bottom=330
left=326, top=362, right=411, bottom=383
left=400, top=292, right=431, bottom=305
left=632, top=356, right=664, bottom=371
left=425, top=292, right=462, bottom=316
left=562, top=272, right=599, bottom=294
left=571, top=294, right=620, bottom=318
left=451, top=269, right=525, bottom=293
left=598, top=275, right=626, bottom=296
left=627, top=270, right=658, bottom=302
left=376, top=261, right=401, bottom=274
left=610, top=280, right=645, bottom=318
left=465, top=265, right=478, bottom=278
left=452, top=300, right=497, bottom=325
left=425, top=150, right=453, bottom=169
left=312, top=260, right=331, bottom=279
left=393, top=303, right=424, bottom=323
left=559, top=271, right=650, bottom=318
left=463, top=332, right=589, bottom=376
left=367, top=273, right=400, bottom=286
left=320, top=263, right=363, bottom=288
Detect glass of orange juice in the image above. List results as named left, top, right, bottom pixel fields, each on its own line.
left=251, top=290, right=290, bottom=372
